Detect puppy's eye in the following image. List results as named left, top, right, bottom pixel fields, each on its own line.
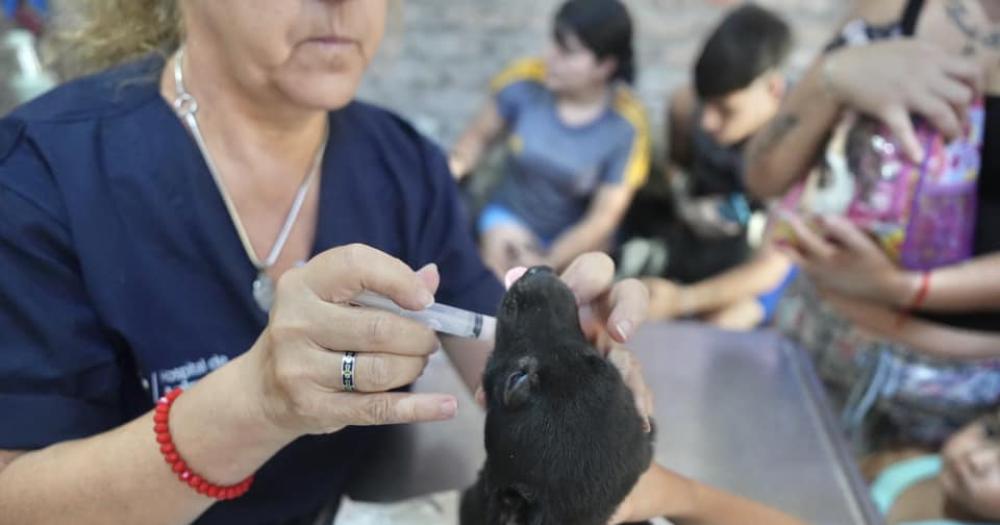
left=502, top=369, right=536, bottom=407
left=505, top=371, right=528, bottom=393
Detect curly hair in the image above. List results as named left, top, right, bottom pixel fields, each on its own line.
left=53, top=0, right=182, bottom=77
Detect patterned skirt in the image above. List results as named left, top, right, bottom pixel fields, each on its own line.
left=775, top=274, right=1000, bottom=452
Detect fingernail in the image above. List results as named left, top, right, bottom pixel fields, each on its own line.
left=616, top=320, right=633, bottom=341
left=643, top=417, right=652, bottom=433
left=439, top=399, right=457, bottom=419
left=578, top=304, right=595, bottom=326
left=419, top=290, right=435, bottom=309
left=418, top=262, right=439, bottom=276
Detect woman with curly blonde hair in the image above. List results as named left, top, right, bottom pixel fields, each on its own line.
left=0, top=1, right=653, bottom=523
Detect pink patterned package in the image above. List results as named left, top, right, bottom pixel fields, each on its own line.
left=772, top=102, right=984, bottom=270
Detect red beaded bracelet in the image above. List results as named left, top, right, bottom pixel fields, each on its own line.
left=154, top=388, right=254, bottom=500
left=895, top=271, right=932, bottom=329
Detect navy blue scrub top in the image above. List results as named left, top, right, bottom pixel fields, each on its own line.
left=0, top=56, right=503, bottom=524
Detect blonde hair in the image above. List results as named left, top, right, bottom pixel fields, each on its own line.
left=54, top=0, right=182, bottom=77
left=54, top=0, right=404, bottom=78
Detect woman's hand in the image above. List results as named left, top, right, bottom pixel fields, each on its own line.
left=824, top=39, right=982, bottom=161
left=778, top=214, right=917, bottom=306
left=245, top=244, right=458, bottom=439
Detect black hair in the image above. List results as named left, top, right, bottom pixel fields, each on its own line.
left=694, top=3, right=792, bottom=99
left=553, top=0, right=636, bottom=84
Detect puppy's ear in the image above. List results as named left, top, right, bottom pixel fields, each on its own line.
left=502, top=356, right=539, bottom=408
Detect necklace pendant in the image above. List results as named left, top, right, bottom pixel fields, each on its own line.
left=252, top=271, right=275, bottom=312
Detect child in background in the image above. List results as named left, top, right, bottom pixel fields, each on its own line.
left=635, top=4, right=797, bottom=329
left=450, top=0, right=650, bottom=279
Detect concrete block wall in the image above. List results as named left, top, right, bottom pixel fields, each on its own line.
left=358, top=0, right=847, bottom=151
left=2, top=1, right=847, bottom=139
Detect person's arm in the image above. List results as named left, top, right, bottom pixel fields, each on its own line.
left=0, top=354, right=291, bottom=524
left=450, top=58, right=546, bottom=180
left=743, top=56, right=842, bottom=199
left=449, top=99, right=506, bottom=180
left=783, top=214, right=1000, bottom=313
left=0, top=242, right=456, bottom=525
left=646, top=249, right=792, bottom=319
left=612, top=463, right=806, bottom=525
left=903, top=255, right=1000, bottom=313
left=891, top=317, right=1000, bottom=361
left=822, top=290, right=1000, bottom=360
left=547, top=184, right=636, bottom=271
left=745, top=0, right=981, bottom=200
left=741, top=0, right=889, bottom=199
left=0, top=143, right=279, bottom=522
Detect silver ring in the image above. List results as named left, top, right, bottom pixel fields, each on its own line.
left=341, top=352, right=357, bottom=392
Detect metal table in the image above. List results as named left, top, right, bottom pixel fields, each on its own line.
left=348, top=322, right=883, bottom=525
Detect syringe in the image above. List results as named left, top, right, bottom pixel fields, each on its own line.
left=350, top=291, right=497, bottom=341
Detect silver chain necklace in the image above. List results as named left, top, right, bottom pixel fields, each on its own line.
left=171, top=47, right=327, bottom=312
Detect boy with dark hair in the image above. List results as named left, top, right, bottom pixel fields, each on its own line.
left=690, top=3, right=791, bottom=148
left=625, top=3, right=796, bottom=329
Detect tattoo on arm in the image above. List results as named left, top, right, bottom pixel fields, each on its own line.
left=946, top=0, right=1000, bottom=53
left=747, top=113, right=800, bottom=162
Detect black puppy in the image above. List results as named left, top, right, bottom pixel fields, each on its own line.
left=460, top=267, right=653, bottom=525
